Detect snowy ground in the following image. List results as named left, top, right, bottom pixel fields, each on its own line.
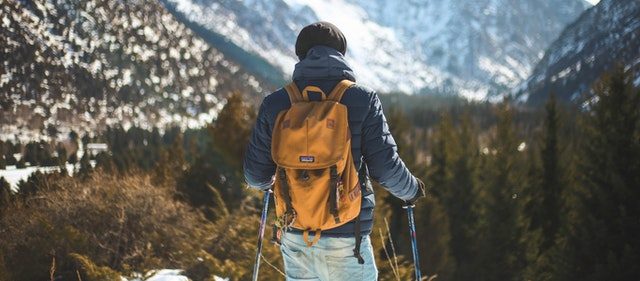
left=127, top=269, right=189, bottom=281
left=0, top=162, right=94, bottom=191
left=126, top=269, right=228, bottom=281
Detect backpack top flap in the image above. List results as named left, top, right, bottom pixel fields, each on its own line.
left=271, top=80, right=354, bottom=169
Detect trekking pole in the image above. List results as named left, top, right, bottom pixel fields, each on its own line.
left=403, top=203, right=422, bottom=281
left=252, top=189, right=271, bottom=281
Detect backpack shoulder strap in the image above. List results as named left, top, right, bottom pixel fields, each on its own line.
left=327, top=80, right=355, bottom=102
left=284, top=82, right=302, bottom=104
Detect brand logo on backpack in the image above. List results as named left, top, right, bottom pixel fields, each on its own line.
left=299, top=155, right=315, bottom=163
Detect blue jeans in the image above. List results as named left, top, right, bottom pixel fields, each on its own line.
left=280, top=232, right=378, bottom=281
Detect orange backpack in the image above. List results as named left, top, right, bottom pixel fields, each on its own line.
left=271, top=79, right=362, bottom=247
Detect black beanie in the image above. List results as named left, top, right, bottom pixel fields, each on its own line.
left=295, top=21, right=347, bottom=60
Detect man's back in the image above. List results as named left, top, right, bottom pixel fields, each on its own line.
left=243, top=22, right=424, bottom=281
left=244, top=46, right=419, bottom=237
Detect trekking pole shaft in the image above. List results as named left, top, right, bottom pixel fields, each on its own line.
left=252, top=190, right=271, bottom=281
left=406, top=205, right=422, bottom=281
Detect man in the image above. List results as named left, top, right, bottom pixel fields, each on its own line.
left=243, top=21, right=425, bottom=281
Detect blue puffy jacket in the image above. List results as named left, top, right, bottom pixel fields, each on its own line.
left=243, top=46, right=419, bottom=236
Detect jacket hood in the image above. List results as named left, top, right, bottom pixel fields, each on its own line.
left=292, top=46, right=356, bottom=82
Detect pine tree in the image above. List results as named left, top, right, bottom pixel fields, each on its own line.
left=78, top=152, right=93, bottom=178
left=94, top=152, right=114, bottom=173
left=0, top=177, right=12, bottom=211
left=56, top=146, right=68, bottom=167
left=170, top=132, right=186, bottom=173
left=153, top=133, right=185, bottom=185
left=153, top=148, right=172, bottom=185
left=209, top=92, right=256, bottom=171
left=23, top=142, right=40, bottom=166
left=67, top=130, right=80, bottom=165
left=16, top=158, right=26, bottom=169
left=520, top=94, right=566, bottom=280
left=538, top=94, right=562, bottom=251
left=383, top=108, right=456, bottom=279
left=428, top=113, right=456, bottom=201
left=448, top=112, right=481, bottom=281
left=476, top=100, right=525, bottom=281
left=177, top=158, right=228, bottom=221
left=16, top=171, right=46, bottom=200
left=557, top=68, right=640, bottom=280
left=424, top=112, right=459, bottom=279
left=387, top=107, right=418, bottom=167
left=3, top=140, right=17, bottom=166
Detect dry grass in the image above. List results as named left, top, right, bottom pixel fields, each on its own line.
left=0, top=171, right=431, bottom=281
left=0, top=172, right=214, bottom=280
left=377, top=216, right=426, bottom=281
left=0, top=171, right=287, bottom=281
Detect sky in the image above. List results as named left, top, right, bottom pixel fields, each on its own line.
left=585, top=0, right=600, bottom=5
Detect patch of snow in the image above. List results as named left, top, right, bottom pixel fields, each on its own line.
left=144, top=269, right=188, bottom=281
left=123, top=269, right=228, bottom=281
left=557, top=67, right=573, bottom=80
left=0, top=163, right=79, bottom=191
left=478, top=56, right=520, bottom=86
left=517, top=142, right=526, bottom=152
left=458, top=87, right=489, bottom=101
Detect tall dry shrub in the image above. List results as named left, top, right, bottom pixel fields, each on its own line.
left=0, top=173, right=213, bottom=280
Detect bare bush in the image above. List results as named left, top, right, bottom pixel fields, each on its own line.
left=0, top=173, right=213, bottom=280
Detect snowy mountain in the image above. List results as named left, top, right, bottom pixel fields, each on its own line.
left=162, top=0, right=589, bottom=99
left=0, top=0, right=268, bottom=141
left=516, top=0, right=640, bottom=104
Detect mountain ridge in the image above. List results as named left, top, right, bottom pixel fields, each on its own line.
left=164, top=0, right=589, bottom=99
left=0, top=0, right=269, bottom=142
left=516, top=0, right=640, bottom=104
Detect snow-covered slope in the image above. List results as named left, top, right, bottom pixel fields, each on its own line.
left=354, top=0, right=589, bottom=96
left=163, top=0, right=589, bottom=99
left=0, top=0, right=268, bottom=140
left=163, top=0, right=453, bottom=95
left=516, top=0, right=640, bottom=104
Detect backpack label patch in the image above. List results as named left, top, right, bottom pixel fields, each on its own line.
left=299, top=155, right=315, bottom=163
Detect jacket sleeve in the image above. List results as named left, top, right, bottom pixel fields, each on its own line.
left=243, top=98, right=276, bottom=190
left=361, top=92, right=418, bottom=201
